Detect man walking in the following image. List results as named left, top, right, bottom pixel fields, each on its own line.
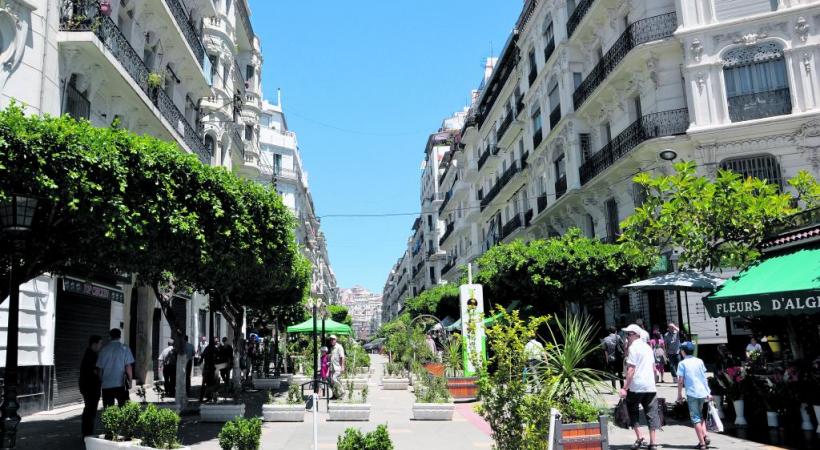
left=96, top=328, right=134, bottom=407
left=158, top=339, right=176, bottom=397
left=79, top=335, right=102, bottom=437
left=664, top=323, right=681, bottom=383
left=677, top=341, right=712, bottom=450
left=619, top=324, right=660, bottom=450
left=602, top=326, right=625, bottom=389
left=184, top=335, right=195, bottom=396
left=329, top=335, right=345, bottom=399
left=219, top=337, right=233, bottom=384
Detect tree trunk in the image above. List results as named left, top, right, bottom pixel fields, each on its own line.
left=151, top=282, right=188, bottom=412
left=232, top=312, right=243, bottom=392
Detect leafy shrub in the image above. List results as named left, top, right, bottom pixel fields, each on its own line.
left=137, top=404, right=180, bottom=449
left=287, top=384, right=303, bottom=404
left=414, top=374, right=450, bottom=404
left=337, top=424, right=393, bottom=450
left=100, top=405, right=123, bottom=440
left=560, top=398, right=601, bottom=424
left=100, top=402, right=140, bottom=440
left=385, top=362, right=404, bottom=377
left=119, top=401, right=141, bottom=440
left=218, top=417, right=263, bottom=450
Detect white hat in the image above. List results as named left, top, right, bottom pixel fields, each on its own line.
left=622, top=324, right=643, bottom=335
left=329, top=335, right=338, bottom=340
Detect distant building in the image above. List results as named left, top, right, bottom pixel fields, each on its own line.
left=338, top=286, right=382, bottom=340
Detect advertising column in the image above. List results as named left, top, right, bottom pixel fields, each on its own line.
left=459, top=284, right=485, bottom=376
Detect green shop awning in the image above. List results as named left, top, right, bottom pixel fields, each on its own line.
left=704, top=248, right=820, bottom=317
left=286, top=317, right=352, bottom=335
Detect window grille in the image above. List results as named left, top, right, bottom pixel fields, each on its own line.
left=719, top=154, right=783, bottom=189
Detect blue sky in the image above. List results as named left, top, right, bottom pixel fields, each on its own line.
left=250, top=1, right=520, bottom=293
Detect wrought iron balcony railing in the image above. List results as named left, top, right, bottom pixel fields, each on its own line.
left=439, top=222, right=455, bottom=246
left=480, top=162, right=519, bottom=210
left=498, top=113, right=514, bottom=141
left=532, top=128, right=543, bottom=149
left=502, top=215, right=522, bottom=239
left=163, top=0, right=205, bottom=67
left=573, top=12, right=677, bottom=110
left=727, top=88, right=792, bottom=123
left=549, top=105, right=561, bottom=129
left=567, top=0, right=596, bottom=38
left=554, top=175, right=567, bottom=199
left=59, top=4, right=210, bottom=163
left=537, top=195, right=548, bottom=213
left=544, top=39, right=556, bottom=64
left=579, top=108, right=689, bottom=185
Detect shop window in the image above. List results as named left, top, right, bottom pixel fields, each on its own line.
left=723, top=42, right=791, bottom=122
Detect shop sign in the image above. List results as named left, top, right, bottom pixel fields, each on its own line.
left=63, top=278, right=125, bottom=303
left=706, top=290, right=820, bottom=317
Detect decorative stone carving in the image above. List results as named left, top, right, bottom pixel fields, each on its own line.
left=795, top=17, right=809, bottom=43
left=0, top=0, right=36, bottom=102
left=695, top=72, right=706, bottom=94
left=735, top=33, right=767, bottom=46
left=690, top=39, right=704, bottom=63
left=802, top=52, right=812, bottom=74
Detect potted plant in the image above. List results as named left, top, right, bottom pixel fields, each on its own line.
left=262, top=384, right=305, bottom=422
left=382, top=362, right=409, bottom=390
left=552, top=398, right=608, bottom=449
left=328, top=381, right=371, bottom=421
left=200, top=384, right=246, bottom=422
left=442, top=332, right=478, bottom=401
left=721, top=366, right=749, bottom=426
left=337, top=424, right=393, bottom=450
left=85, top=403, right=186, bottom=450
left=218, top=417, right=262, bottom=450
left=412, top=373, right=454, bottom=421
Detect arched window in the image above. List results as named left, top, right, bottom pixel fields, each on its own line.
left=719, top=154, right=783, bottom=189
left=723, top=42, right=791, bottom=122
left=204, top=134, right=216, bottom=158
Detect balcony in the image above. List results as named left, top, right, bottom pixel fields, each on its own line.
left=439, top=222, right=455, bottom=246
left=537, top=195, right=548, bottom=213
left=579, top=108, right=689, bottom=185
left=549, top=105, right=561, bottom=129
left=501, top=215, right=522, bottom=240
left=163, top=0, right=205, bottom=67
left=497, top=113, right=514, bottom=141
left=532, top=128, right=543, bottom=149
left=573, top=12, right=677, bottom=110
left=59, top=7, right=210, bottom=163
left=727, top=88, right=792, bottom=123
left=567, top=0, right=596, bottom=38
left=554, top=175, right=567, bottom=199
left=478, top=148, right=491, bottom=171
left=544, top=39, right=556, bottom=64
left=480, top=162, right=519, bottom=211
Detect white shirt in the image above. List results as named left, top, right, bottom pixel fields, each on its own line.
left=626, top=339, right=657, bottom=393
left=331, top=343, right=345, bottom=373
left=639, top=328, right=650, bottom=343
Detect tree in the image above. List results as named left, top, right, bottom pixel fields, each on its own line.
left=620, top=161, right=809, bottom=271
left=327, top=304, right=352, bottom=325
left=402, top=283, right=460, bottom=319
left=474, top=229, right=651, bottom=317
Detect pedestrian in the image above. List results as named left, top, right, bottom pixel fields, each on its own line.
left=663, top=323, right=681, bottom=383
left=80, top=335, right=102, bottom=437
left=676, top=341, right=712, bottom=450
left=634, top=319, right=650, bottom=342
left=184, top=335, right=195, bottom=396
left=320, top=346, right=330, bottom=396
left=329, top=335, right=345, bottom=399
left=200, top=336, right=220, bottom=402
left=745, top=337, right=762, bottom=359
left=219, top=337, right=233, bottom=384
left=649, top=329, right=666, bottom=384
left=602, top=326, right=625, bottom=390
left=158, top=339, right=176, bottom=397
left=619, top=324, right=660, bottom=450
left=96, top=328, right=134, bottom=408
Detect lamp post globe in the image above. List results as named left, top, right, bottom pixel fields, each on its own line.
left=659, top=149, right=678, bottom=161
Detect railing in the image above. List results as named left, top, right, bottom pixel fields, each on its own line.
left=235, top=0, right=255, bottom=39
left=439, top=222, right=455, bottom=246
left=573, top=12, right=677, bottom=110
left=64, top=83, right=90, bottom=120
left=580, top=133, right=592, bottom=162
left=478, top=148, right=491, bottom=170
left=502, top=215, right=522, bottom=239
left=59, top=4, right=210, bottom=163
left=555, top=175, right=567, bottom=199
left=533, top=128, right=543, bottom=149
left=464, top=112, right=478, bottom=129
left=544, top=39, right=556, bottom=64
left=567, top=0, right=596, bottom=38
left=549, top=105, right=561, bottom=129
left=498, top=113, right=514, bottom=141
left=516, top=0, right=539, bottom=30
left=537, top=195, right=548, bottom=212
left=727, top=88, right=791, bottom=123
left=524, top=209, right=534, bottom=227
left=163, top=0, right=205, bottom=67
left=579, top=108, right=689, bottom=185
left=480, top=162, right=519, bottom=210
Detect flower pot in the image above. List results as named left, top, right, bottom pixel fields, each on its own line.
left=813, top=405, right=820, bottom=434
left=412, top=402, right=455, bottom=421
left=199, top=403, right=245, bottom=422
left=262, top=404, right=305, bottom=422
left=713, top=395, right=725, bottom=419
left=423, top=362, right=445, bottom=377
left=446, top=377, right=478, bottom=401
left=252, top=377, right=281, bottom=390
left=382, top=377, right=409, bottom=390
left=766, top=410, right=778, bottom=428
left=733, top=399, right=747, bottom=426
left=800, top=403, right=814, bottom=431
left=328, top=403, right=371, bottom=421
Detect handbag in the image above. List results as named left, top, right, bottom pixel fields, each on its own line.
left=707, top=401, right=724, bottom=432
left=613, top=398, right=631, bottom=429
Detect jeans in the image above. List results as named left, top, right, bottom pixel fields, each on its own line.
left=626, top=391, right=660, bottom=430
left=81, top=389, right=100, bottom=437
left=686, top=397, right=706, bottom=424
left=101, top=386, right=129, bottom=408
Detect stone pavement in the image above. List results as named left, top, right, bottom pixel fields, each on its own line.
left=16, top=355, right=804, bottom=449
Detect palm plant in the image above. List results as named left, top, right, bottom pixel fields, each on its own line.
left=442, top=332, right=463, bottom=377
left=539, top=313, right=607, bottom=404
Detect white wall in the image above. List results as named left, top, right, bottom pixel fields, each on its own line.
left=0, top=275, right=56, bottom=367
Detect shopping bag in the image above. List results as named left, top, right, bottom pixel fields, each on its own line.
left=707, top=401, right=724, bottom=432
left=613, top=398, right=631, bottom=429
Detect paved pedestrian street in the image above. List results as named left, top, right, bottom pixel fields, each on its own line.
left=16, top=354, right=805, bottom=450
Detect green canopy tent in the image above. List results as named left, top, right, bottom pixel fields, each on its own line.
left=286, top=317, right=353, bottom=335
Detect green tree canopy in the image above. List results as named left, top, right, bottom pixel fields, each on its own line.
left=402, top=283, right=460, bottom=319
left=327, top=304, right=352, bottom=325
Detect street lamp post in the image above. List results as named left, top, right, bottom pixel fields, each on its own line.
left=0, top=195, right=39, bottom=449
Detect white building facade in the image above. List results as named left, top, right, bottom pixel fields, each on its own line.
left=384, top=0, right=820, bottom=334
left=339, top=286, right=382, bottom=340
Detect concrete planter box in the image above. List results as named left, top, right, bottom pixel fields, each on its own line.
left=291, top=374, right=311, bottom=387
left=382, top=377, right=409, bottom=390
left=280, top=373, right=293, bottom=385
left=262, top=404, right=305, bottom=422
left=412, top=403, right=455, bottom=421
left=199, top=403, right=245, bottom=422
left=328, top=403, right=371, bottom=421
left=252, top=377, right=281, bottom=390
left=342, top=378, right=368, bottom=390
left=85, top=436, right=191, bottom=450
